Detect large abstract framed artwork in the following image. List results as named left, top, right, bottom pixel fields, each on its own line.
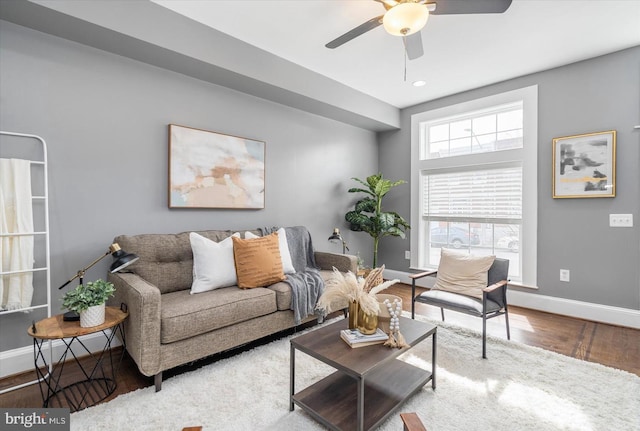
left=552, top=130, right=616, bottom=199
left=169, top=124, right=265, bottom=209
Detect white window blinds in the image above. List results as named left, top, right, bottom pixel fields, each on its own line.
left=423, top=166, right=522, bottom=221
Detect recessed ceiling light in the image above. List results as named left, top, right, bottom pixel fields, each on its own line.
left=412, top=80, right=426, bottom=87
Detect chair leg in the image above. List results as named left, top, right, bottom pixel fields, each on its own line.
left=155, top=372, right=163, bottom=392
left=504, top=306, right=511, bottom=340
left=440, top=308, right=445, bottom=321
left=482, top=314, right=487, bottom=359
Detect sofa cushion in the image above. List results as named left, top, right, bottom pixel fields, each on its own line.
left=266, top=281, right=292, bottom=311
left=115, top=230, right=238, bottom=294
left=232, top=233, right=286, bottom=288
left=160, top=286, right=277, bottom=344
left=190, top=232, right=240, bottom=294
left=268, top=269, right=341, bottom=311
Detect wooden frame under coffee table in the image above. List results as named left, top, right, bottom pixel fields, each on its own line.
left=290, top=316, right=436, bottom=431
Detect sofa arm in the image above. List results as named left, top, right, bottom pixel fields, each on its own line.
left=315, top=252, right=358, bottom=274
left=107, top=272, right=162, bottom=377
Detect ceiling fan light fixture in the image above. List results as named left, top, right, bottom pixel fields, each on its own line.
left=382, top=2, right=429, bottom=36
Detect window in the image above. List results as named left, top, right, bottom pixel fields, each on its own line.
left=410, top=86, right=537, bottom=285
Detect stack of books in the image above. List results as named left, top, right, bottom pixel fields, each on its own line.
left=340, top=328, right=388, bottom=348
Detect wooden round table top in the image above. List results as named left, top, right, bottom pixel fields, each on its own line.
left=28, top=306, right=128, bottom=340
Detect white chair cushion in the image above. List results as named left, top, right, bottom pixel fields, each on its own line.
left=433, top=248, right=495, bottom=299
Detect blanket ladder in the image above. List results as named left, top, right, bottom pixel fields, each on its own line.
left=0, top=131, right=52, bottom=394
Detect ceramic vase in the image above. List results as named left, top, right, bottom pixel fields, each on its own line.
left=80, top=303, right=106, bottom=328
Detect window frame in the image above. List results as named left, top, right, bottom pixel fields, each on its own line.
left=410, top=86, right=538, bottom=287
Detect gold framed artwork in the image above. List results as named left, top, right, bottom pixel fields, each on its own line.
left=552, top=130, right=616, bottom=199
left=168, top=124, right=265, bottom=209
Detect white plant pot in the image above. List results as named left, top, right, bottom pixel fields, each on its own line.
left=80, top=303, right=106, bottom=328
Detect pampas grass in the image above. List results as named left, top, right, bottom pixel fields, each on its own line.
left=316, top=265, right=400, bottom=315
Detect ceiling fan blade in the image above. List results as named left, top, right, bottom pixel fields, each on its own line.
left=404, top=32, right=424, bottom=60
left=374, top=0, right=399, bottom=8
left=325, top=15, right=384, bottom=49
left=430, top=0, right=512, bottom=15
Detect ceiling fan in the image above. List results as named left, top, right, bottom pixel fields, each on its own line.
left=326, top=0, right=513, bottom=60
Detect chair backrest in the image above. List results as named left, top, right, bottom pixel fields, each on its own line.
left=486, top=258, right=509, bottom=306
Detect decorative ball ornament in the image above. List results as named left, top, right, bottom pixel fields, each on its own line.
left=382, top=298, right=409, bottom=348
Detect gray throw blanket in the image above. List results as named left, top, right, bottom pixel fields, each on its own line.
left=260, top=226, right=325, bottom=324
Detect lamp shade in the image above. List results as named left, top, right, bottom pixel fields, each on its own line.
left=328, top=228, right=349, bottom=254
left=109, top=243, right=139, bottom=273
left=328, top=228, right=343, bottom=243
left=383, top=3, right=429, bottom=36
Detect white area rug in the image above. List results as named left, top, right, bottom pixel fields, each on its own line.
left=71, top=315, right=640, bottom=431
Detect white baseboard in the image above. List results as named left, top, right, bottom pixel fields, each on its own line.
left=385, top=269, right=640, bottom=329
left=506, top=290, right=640, bottom=329
left=0, top=330, right=121, bottom=379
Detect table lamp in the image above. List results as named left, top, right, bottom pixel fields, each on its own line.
left=58, top=243, right=139, bottom=321
left=328, top=228, right=349, bottom=254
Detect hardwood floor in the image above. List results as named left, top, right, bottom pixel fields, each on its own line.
left=402, top=284, right=640, bottom=375
left=1, top=283, right=638, bottom=410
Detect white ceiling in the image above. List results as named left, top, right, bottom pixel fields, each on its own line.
left=154, top=0, right=640, bottom=109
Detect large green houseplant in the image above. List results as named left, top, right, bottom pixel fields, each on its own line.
left=345, top=173, right=410, bottom=268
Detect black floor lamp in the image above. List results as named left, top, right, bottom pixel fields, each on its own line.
left=58, top=243, right=139, bottom=321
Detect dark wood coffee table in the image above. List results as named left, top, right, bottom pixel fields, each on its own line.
left=290, top=316, right=436, bottom=431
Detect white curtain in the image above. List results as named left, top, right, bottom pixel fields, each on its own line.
left=0, top=158, right=34, bottom=310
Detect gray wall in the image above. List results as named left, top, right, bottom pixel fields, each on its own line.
left=0, top=21, right=377, bottom=351
left=378, top=46, right=640, bottom=311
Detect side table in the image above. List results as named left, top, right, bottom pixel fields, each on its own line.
left=27, top=305, right=128, bottom=412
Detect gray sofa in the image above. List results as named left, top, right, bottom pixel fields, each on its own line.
left=107, top=227, right=355, bottom=391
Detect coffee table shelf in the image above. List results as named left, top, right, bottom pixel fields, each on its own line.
left=293, top=359, right=430, bottom=430
left=290, top=316, right=436, bottom=431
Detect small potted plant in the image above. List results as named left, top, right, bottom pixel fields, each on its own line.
left=61, top=279, right=115, bottom=327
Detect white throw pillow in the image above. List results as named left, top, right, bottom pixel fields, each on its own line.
left=190, top=232, right=240, bottom=294
left=244, top=228, right=295, bottom=274
left=433, top=248, right=495, bottom=299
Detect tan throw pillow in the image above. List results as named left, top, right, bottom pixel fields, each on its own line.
left=433, top=249, right=496, bottom=299
left=232, top=233, right=286, bottom=288
left=244, top=229, right=296, bottom=274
